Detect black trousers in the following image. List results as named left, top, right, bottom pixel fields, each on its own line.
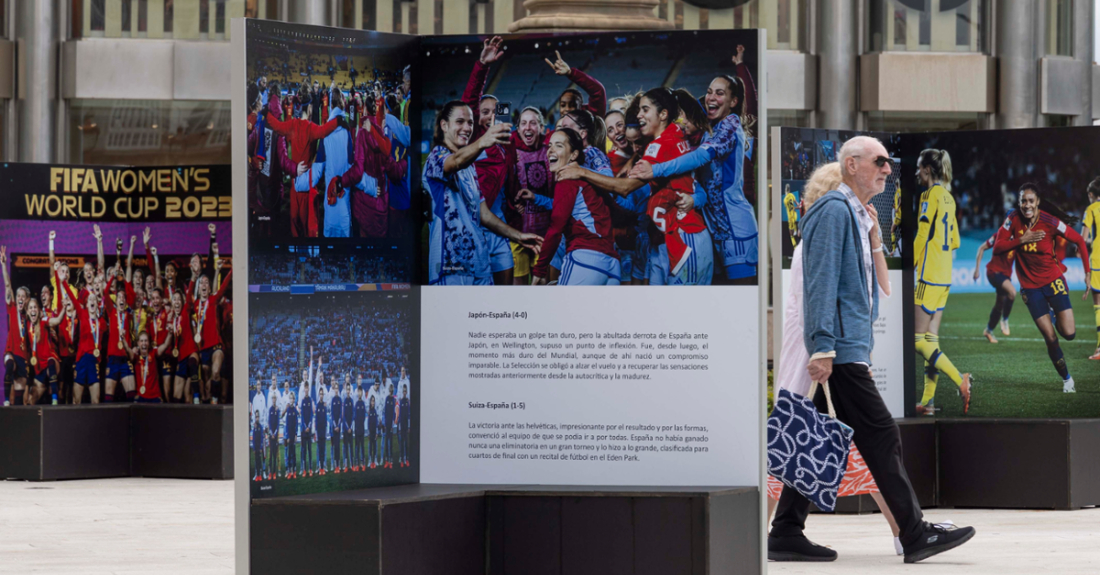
left=771, top=363, right=925, bottom=546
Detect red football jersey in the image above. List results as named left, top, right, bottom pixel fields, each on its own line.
left=642, top=124, right=704, bottom=233
left=984, top=225, right=1014, bottom=277
left=6, top=302, right=28, bottom=359
left=74, top=307, right=106, bottom=360
left=532, top=180, right=618, bottom=278
left=608, top=148, right=631, bottom=177
left=29, top=319, right=59, bottom=367
left=995, top=210, right=1090, bottom=289
left=59, top=313, right=78, bottom=358
left=147, top=308, right=171, bottom=350
left=103, top=290, right=133, bottom=358
left=194, top=270, right=231, bottom=351
left=133, top=351, right=160, bottom=400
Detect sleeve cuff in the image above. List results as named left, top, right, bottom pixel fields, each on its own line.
left=809, top=351, right=836, bottom=361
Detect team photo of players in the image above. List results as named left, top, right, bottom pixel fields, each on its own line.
left=2, top=223, right=233, bottom=406
left=420, top=30, right=760, bottom=286
left=247, top=293, right=415, bottom=496
left=907, top=129, right=1098, bottom=418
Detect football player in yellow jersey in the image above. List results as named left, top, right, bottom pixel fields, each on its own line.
left=891, top=181, right=903, bottom=253
left=912, top=149, right=972, bottom=415
left=783, top=184, right=801, bottom=246
left=1084, top=178, right=1100, bottom=360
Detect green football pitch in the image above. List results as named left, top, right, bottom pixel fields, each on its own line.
left=248, top=433, right=409, bottom=497
left=915, top=292, right=1099, bottom=418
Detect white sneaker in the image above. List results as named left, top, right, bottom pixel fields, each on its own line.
left=1000, top=318, right=1010, bottom=336
left=1063, top=378, right=1076, bottom=393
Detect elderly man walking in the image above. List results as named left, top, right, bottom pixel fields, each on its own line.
left=769, top=136, right=976, bottom=564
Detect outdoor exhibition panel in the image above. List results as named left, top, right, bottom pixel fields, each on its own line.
left=0, top=164, right=236, bottom=481
left=772, top=126, right=1100, bottom=510
left=232, top=19, right=769, bottom=574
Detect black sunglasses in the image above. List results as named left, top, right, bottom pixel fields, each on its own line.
left=854, top=155, right=891, bottom=168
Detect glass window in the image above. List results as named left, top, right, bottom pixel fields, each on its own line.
left=74, top=0, right=251, bottom=40
left=768, top=109, right=810, bottom=129
left=1047, top=0, right=1073, bottom=56
left=868, top=0, right=986, bottom=53
left=68, top=100, right=231, bottom=166
left=664, top=0, right=807, bottom=52
left=866, top=111, right=986, bottom=132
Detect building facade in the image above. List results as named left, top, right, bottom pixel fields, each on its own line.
left=0, top=0, right=1095, bottom=164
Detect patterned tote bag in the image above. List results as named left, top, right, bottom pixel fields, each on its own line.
left=766, top=381, right=854, bottom=512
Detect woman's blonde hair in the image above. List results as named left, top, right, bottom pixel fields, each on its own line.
left=801, top=162, right=842, bottom=210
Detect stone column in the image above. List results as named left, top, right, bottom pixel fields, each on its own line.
left=816, top=0, right=857, bottom=130
left=509, top=0, right=672, bottom=33
left=995, top=0, right=1040, bottom=129
left=16, top=0, right=58, bottom=162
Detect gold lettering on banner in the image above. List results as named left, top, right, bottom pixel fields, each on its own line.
left=120, top=170, right=137, bottom=193
left=139, top=171, right=155, bottom=192
left=101, top=169, right=121, bottom=192
left=50, top=168, right=64, bottom=192
left=173, top=170, right=189, bottom=192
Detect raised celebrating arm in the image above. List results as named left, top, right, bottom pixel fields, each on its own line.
left=442, top=122, right=511, bottom=175
left=1, top=246, right=12, bottom=304
left=126, top=236, right=136, bottom=283
left=93, top=224, right=105, bottom=273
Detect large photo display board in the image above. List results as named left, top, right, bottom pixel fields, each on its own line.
left=235, top=21, right=767, bottom=502
left=416, top=29, right=766, bottom=487
left=1, top=164, right=233, bottom=406
left=772, top=128, right=909, bottom=418
left=901, top=127, right=1099, bottom=418
left=239, top=20, right=420, bottom=499
left=773, top=126, right=1100, bottom=420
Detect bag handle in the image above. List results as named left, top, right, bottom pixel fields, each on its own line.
left=808, top=380, right=838, bottom=419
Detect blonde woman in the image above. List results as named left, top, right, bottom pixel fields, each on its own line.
left=769, top=162, right=906, bottom=556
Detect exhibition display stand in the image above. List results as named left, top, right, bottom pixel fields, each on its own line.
left=251, top=484, right=760, bottom=575
left=0, top=405, right=234, bottom=481
left=938, top=418, right=1100, bottom=510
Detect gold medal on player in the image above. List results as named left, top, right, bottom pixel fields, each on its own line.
left=30, top=357, right=37, bottom=367
left=118, top=341, right=124, bottom=350
left=140, top=385, right=146, bottom=395
left=172, top=348, right=179, bottom=358
left=93, top=349, right=100, bottom=358
left=194, top=333, right=202, bottom=345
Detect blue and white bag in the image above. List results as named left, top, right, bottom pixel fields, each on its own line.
left=766, top=381, right=853, bottom=512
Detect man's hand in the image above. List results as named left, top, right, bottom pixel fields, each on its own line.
left=480, top=36, right=505, bottom=65
left=1021, top=230, right=1045, bottom=243
left=477, top=122, right=511, bottom=149
left=545, top=51, right=571, bottom=76
left=807, top=357, right=833, bottom=384
left=628, top=160, right=654, bottom=181
left=297, top=161, right=308, bottom=177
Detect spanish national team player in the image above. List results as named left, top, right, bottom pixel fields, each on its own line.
left=994, top=184, right=1091, bottom=392
left=1083, top=178, right=1100, bottom=360
left=913, top=149, right=972, bottom=415
left=972, top=214, right=1017, bottom=343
